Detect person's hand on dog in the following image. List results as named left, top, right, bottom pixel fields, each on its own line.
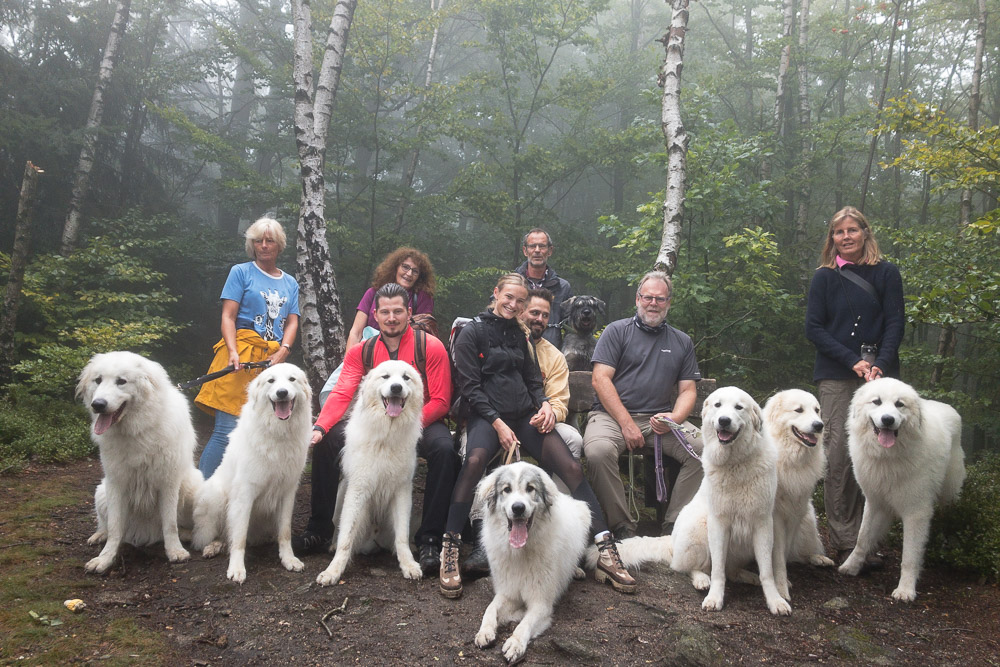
left=529, top=402, right=555, bottom=434
left=493, top=418, right=519, bottom=450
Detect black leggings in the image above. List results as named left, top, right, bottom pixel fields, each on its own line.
left=444, top=413, right=609, bottom=537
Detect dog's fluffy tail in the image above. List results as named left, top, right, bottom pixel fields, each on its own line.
left=583, top=535, right=673, bottom=570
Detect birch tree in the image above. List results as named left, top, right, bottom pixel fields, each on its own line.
left=292, top=0, right=358, bottom=393
left=654, top=0, right=690, bottom=275
left=60, top=0, right=132, bottom=255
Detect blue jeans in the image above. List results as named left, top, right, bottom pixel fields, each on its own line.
left=198, top=411, right=239, bottom=478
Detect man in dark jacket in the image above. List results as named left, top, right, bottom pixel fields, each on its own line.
left=514, top=228, right=572, bottom=347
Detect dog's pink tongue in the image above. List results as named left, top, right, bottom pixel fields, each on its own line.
left=94, top=413, right=114, bottom=436
left=385, top=397, right=404, bottom=417
left=509, top=519, right=529, bottom=549
left=877, top=428, right=897, bottom=448
left=273, top=400, right=293, bottom=420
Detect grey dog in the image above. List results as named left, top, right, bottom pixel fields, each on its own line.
left=560, top=295, right=606, bottom=371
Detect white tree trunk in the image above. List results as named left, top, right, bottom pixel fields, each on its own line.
left=773, top=0, right=794, bottom=139
left=60, top=0, right=132, bottom=255
left=292, top=0, right=358, bottom=394
left=655, top=0, right=691, bottom=276
left=960, top=0, right=986, bottom=226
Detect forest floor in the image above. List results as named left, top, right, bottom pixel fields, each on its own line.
left=2, top=459, right=999, bottom=666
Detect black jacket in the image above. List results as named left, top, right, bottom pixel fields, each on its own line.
left=453, top=310, right=546, bottom=423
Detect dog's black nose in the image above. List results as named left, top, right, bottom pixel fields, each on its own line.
left=276, top=388, right=288, bottom=400
left=813, top=421, right=824, bottom=432
left=91, top=398, right=107, bottom=413
left=512, top=502, right=525, bottom=517
left=718, top=415, right=731, bottom=428
left=390, top=383, right=403, bottom=395
left=880, top=414, right=895, bottom=427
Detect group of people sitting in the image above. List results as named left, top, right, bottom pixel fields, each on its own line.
left=193, top=208, right=904, bottom=598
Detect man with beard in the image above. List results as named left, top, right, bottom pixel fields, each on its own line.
left=582, top=271, right=703, bottom=538
left=514, top=228, right=572, bottom=347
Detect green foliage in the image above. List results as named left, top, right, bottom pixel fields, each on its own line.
left=0, top=393, right=92, bottom=473
left=927, top=453, right=1000, bottom=581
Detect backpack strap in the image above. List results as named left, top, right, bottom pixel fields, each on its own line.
left=412, top=329, right=427, bottom=385
left=361, top=335, right=379, bottom=374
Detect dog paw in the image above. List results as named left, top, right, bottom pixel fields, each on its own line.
left=282, top=556, right=305, bottom=572
left=86, top=531, right=106, bottom=546
left=691, top=571, right=711, bottom=590
left=701, top=592, right=725, bottom=611
left=891, top=586, right=917, bottom=602
left=475, top=629, right=496, bottom=649
left=316, top=568, right=342, bottom=587
left=502, top=636, right=527, bottom=663
left=573, top=566, right=586, bottom=580
left=227, top=564, right=246, bottom=583
left=838, top=557, right=863, bottom=577
left=768, top=595, right=792, bottom=616
left=400, top=561, right=423, bottom=580
left=166, top=546, right=190, bottom=563
left=810, top=554, right=836, bottom=567
left=202, top=541, right=223, bottom=559
left=85, top=555, right=113, bottom=574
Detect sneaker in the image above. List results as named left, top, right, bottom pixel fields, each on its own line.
left=418, top=542, right=440, bottom=575
left=439, top=532, right=463, bottom=599
left=292, top=530, right=332, bottom=556
left=594, top=533, right=637, bottom=594
left=462, top=542, right=490, bottom=576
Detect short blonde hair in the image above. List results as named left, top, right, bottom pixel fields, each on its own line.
left=244, top=217, right=288, bottom=259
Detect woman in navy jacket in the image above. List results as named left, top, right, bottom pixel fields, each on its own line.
left=806, top=206, right=905, bottom=564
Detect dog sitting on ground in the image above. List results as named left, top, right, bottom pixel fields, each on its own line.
left=669, top=386, right=791, bottom=615
left=316, top=360, right=425, bottom=586
left=762, top=389, right=836, bottom=599
left=191, top=363, right=312, bottom=583
left=560, top=295, right=606, bottom=371
left=473, top=461, right=671, bottom=663
left=840, top=377, right=965, bottom=601
left=78, top=351, right=203, bottom=574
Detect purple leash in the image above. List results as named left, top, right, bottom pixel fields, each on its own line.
left=653, top=420, right=701, bottom=503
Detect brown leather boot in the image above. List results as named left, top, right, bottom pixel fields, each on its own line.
left=439, top=532, right=463, bottom=599
left=594, top=533, right=637, bottom=594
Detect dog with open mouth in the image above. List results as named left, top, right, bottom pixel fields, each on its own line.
left=191, top=363, right=313, bottom=583
left=78, top=351, right=203, bottom=574
left=841, top=377, right=965, bottom=601
left=316, top=360, right=425, bottom=586
left=472, top=461, right=672, bottom=663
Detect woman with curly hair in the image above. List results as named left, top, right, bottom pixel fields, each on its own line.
left=346, top=247, right=436, bottom=350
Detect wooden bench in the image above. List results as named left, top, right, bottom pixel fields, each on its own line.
left=568, top=371, right=717, bottom=519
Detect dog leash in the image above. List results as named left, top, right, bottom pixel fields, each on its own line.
left=652, top=419, right=701, bottom=502
left=177, top=360, right=271, bottom=391
left=503, top=441, right=521, bottom=465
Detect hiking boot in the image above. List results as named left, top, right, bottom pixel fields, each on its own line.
left=292, top=530, right=332, bottom=556
left=595, top=533, right=636, bottom=594
left=439, top=532, right=463, bottom=599
left=462, top=541, right=490, bottom=577
left=418, top=542, right=440, bottom=575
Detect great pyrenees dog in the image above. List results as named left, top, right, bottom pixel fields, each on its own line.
left=670, top=386, right=791, bottom=615
left=762, top=389, right=836, bottom=598
left=316, top=360, right=425, bottom=586
left=840, top=377, right=965, bottom=601
left=473, top=462, right=671, bottom=663
left=191, top=363, right=312, bottom=583
left=77, top=351, right=203, bottom=574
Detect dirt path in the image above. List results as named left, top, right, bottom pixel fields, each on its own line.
left=4, top=460, right=999, bottom=665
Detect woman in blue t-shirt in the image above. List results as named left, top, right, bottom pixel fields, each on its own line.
left=194, top=218, right=301, bottom=477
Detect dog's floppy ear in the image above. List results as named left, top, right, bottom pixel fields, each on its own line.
left=749, top=397, right=763, bottom=433
left=533, top=467, right=557, bottom=511
left=76, top=357, right=98, bottom=401
left=594, top=298, right=606, bottom=316
left=474, top=469, right=500, bottom=514
left=560, top=296, right=576, bottom=312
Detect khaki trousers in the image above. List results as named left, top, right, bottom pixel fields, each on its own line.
left=583, top=411, right=703, bottom=532
left=819, top=378, right=865, bottom=551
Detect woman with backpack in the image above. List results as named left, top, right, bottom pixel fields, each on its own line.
left=438, top=273, right=637, bottom=599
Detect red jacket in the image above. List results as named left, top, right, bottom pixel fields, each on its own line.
left=314, top=326, right=452, bottom=433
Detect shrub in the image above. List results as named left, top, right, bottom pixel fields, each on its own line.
left=0, top=392, right=93, bottom=473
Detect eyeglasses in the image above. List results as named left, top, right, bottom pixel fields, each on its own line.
left=524, top=243, right=550, bottom=250
left=638, top=294, right=668, bottom=305
left=399, top=263, right=420, bottom=276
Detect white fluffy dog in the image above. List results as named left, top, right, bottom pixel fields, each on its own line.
left=191, top=363, right=312, bottom=583
left=840, top=377, right=965, bottom=601
left=670, top=386, right=791, bottom=615
left=473, top=462, right=671, bottom=663
left=316, top=360, right=425, bottom=586
left=78, top=351, right=203, bottom=574
left=763, top=389, right=836, bottom=598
